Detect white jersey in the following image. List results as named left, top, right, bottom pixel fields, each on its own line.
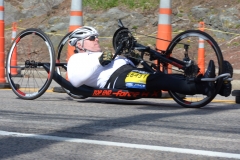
left=67, top=52, right=134, bottom=88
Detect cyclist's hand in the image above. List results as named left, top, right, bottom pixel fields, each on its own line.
left=99, top=51, right=113, bottom=66
left=130, top=52, right=141, bottom=59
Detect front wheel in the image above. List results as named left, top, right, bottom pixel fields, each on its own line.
left=6, top=28, right=55, bottom=100
left=165, top=30, right=223, bottom=108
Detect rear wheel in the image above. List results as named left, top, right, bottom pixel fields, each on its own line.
left=56, top=32, right=88, bottom=99
left=165, top=30, right=223, bottom=108
left=6, top=28, right=55, bottom=100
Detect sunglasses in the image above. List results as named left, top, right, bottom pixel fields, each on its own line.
left=85, top=35, right=98, bottom=41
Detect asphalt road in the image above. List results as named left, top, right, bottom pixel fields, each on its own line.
left=0, top=88, right=239, bottom=160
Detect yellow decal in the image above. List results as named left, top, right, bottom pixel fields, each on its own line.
left=125, top=71, right=149, bottom=84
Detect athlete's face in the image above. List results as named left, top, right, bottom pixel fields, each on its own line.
left=77, top=35, right=101, bottom=52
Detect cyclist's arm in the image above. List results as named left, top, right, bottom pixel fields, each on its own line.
left=67, top=52, right=102, bottom=87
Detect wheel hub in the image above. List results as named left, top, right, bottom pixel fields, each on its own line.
left=25, top=60, right=38, bottom=68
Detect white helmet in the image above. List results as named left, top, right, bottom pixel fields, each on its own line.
left=68, top=26, right=99, bottom=46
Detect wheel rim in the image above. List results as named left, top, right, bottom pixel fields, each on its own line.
left=6, top=29, right=55, bottom=100
left=165, top=30, right=223, bottom=108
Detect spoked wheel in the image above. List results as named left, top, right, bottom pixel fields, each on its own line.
left=6, top=28, right=55, bottom=100
left=165, top=30, right=223, bottom=108
left=56, top=31, right=88, bottom=99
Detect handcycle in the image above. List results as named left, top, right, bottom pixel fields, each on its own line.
left=6, top=20, right=232, bottom=108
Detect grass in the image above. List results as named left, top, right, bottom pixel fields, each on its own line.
left=83, top=0, right=159, bottom=11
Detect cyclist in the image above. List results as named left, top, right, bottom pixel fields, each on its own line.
left=67, top=26, right=232, bottom=96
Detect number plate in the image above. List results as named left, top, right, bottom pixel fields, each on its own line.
left=125, top=70, right=150, bottom=89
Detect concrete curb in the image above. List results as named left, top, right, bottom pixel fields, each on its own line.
left=0, top=83, right=11, bottom=89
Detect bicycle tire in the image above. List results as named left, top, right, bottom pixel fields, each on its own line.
left=6, top=28, right=55, bottom=100
left=164, top=30, right=223, bottom=108
left=56, top=31, right=88, bottom=99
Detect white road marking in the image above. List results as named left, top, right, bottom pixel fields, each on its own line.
left=0, top=130, right=240, bottom=159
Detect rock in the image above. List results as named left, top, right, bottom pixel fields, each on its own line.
left=190, top=5, right=240, bottom=40
left=191, top=5, right=210, bottom=19
left=47, top=23, right=68, bottom=32
left=48, top=16, right=61, bottom=25
left=4, top=0, right=65, bottom=25
left=100, top=7, right=129, bottom=20
left=4, top=2, right=24, bottom=25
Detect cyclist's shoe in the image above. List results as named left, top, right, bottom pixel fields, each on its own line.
left=203, top=60, right=216, bottom=97
left=204, top=60, right=216, bottom=78
left=218, top=60, right=233, bottom=97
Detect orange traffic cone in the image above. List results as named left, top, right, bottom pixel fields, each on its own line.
left=156, top=0, right=172, bottom=98
left=53, top=0, right=83, bottom=93
left=67, top=0, right=83, bottom=61
left=198, top=21, right=205, bottom=74
left=156, top=0, right=172, bottom=52
left=0, top=0, right=10, bottom=89
left=10, top=22, right=18, bottom=76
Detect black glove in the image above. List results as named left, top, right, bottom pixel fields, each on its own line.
left=127, top=52, right=141, bottom=66
left=98, top=51, right=113, bottom=66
